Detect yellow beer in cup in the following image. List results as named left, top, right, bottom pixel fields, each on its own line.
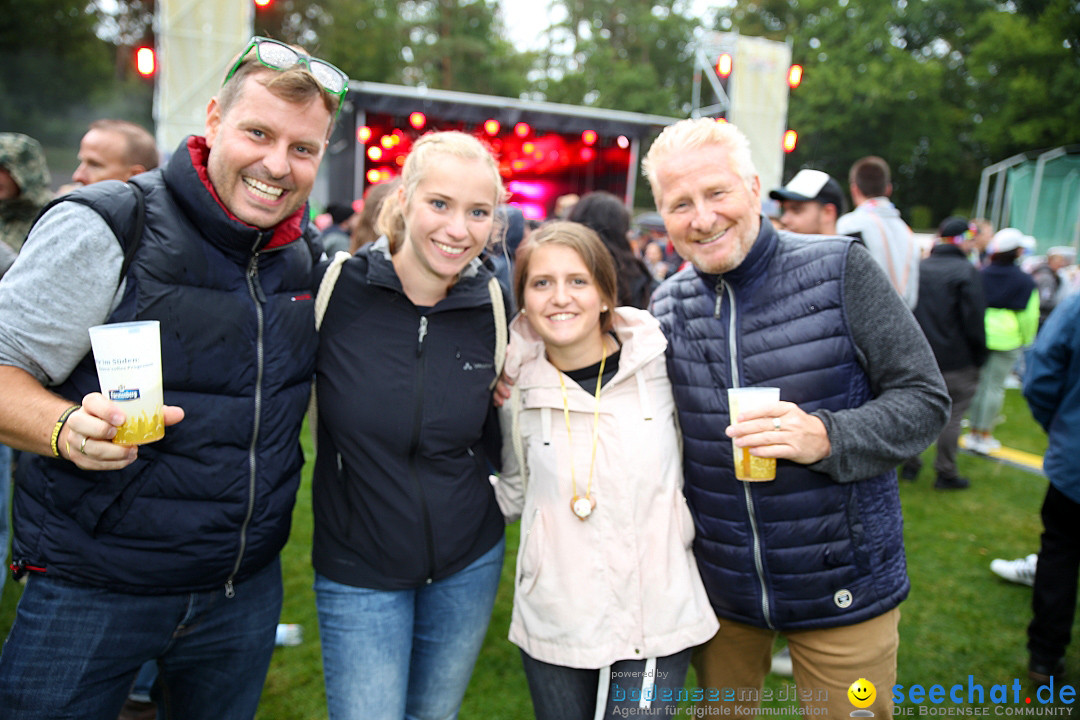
left=88, top=321, right=165, bottom=445
left=727, top=386, right=780, bottom=481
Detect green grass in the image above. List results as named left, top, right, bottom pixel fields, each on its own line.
left=0, top=389, right=1065, bottom=716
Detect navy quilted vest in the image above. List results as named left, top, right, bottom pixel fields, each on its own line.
left=12, top=142, right=317, bottom=593
left=651, top=222, right=907, bottom=630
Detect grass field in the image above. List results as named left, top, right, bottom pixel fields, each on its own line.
left=0, top=388, right=1066, bottom=717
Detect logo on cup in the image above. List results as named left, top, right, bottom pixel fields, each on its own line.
left=109, top=386, right=142, bottom=402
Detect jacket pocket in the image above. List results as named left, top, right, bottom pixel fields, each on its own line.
left=54, top=458, right=156, bottom=537
left=517, top=507, right=544, bottom=594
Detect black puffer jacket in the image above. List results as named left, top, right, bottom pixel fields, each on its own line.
left=13, top=136, right=318, bottom=593
left=912, top=243, right=988, bottom=372
left=311, top=239, right=506, bottom=590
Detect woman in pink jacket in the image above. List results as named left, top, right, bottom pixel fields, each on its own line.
left=496, top=221, right=717, bottom=720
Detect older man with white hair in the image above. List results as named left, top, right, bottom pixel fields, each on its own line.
left=643, top=118, right=949, bottom=718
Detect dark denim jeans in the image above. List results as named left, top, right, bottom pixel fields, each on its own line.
left=521, top=647, right=693, bottom=720
left=0, top=556, right=282, bottom=720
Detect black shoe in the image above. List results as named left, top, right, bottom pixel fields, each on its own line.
left=1029, top=657, right=1065, bottom=686
left=118, top=698, right=157, bottom=720
left=934, top=474, right=970, bottom=490
left=900, top=461, right=921, bottom=481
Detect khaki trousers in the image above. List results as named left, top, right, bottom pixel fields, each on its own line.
left=692, top=607, right=900, bottom=718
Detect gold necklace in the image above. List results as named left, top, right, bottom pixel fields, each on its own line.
left=556, top=343, right=606, bottom=520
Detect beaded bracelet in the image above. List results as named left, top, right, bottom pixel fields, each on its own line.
left=50, top=405, right=81, bottom=458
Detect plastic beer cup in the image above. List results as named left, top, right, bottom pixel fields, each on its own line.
left=727, top=386, right=780, bottom=481
left=88, top=321, right=165, bottom=445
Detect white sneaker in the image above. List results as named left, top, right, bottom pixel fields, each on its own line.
left=275, top=623, right=303, bottom=646
left=770, top=645, right=793, bottom=676
left=990, top=553, right=1037, bottom=587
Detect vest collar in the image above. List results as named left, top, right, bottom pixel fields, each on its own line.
left=166, top=136, right=309, bottom=256
left=694, top=215, right=778, bottom=289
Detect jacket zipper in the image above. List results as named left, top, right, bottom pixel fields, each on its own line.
left=226, top=243, right=269, bottom=598
left=719, top=277, right=775, bottom=629
left=410, top=314, right=437, bottom=583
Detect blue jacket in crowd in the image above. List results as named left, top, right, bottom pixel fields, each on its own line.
left=1023, top=291, right=1080, bottom=503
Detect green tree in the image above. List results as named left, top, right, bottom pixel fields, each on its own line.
left=255, top=0, right=408, bottom=84
left=536, top=0, right=696, bottom=116
left=966, top=6, right=1080, bottom=156
left=716, top=0, right=996, bottom=224
left=404, top=0, right=533, bottom=96
left=0, top=0, right=116, bottom=144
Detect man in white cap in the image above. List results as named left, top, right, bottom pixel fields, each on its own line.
left=769, top=168, right=846, bottom=236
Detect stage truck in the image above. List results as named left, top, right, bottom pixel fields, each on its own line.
left=317, top=81, right=680, bottom=220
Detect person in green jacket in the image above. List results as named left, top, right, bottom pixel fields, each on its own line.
left=965, top=228, right=1038, bottom=454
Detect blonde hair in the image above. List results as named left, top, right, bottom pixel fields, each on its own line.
left=642, top=118, right=757, bottom=206
left=376, top=131, right=506, bottom=252
left=514, top=221, right=618, bottom=334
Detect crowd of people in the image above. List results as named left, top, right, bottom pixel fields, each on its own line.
left=0, top=34, right=1077, bottom=720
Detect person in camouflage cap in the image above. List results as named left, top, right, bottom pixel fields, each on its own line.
left=0, top=133, right=53, bottom=274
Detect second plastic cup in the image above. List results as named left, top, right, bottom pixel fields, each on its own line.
left=88, top=320, right=165, bottom=445
left=727, top=386, right=780, bottom=481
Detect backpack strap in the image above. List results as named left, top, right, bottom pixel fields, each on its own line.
left=488, top=275, right=507, bottom=390
left=308, top=251, right=353, bottom=453
left=117, top=183, right=146, bottom=285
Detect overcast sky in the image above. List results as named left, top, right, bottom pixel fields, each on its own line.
left=499, top=1, right=719, bottom=52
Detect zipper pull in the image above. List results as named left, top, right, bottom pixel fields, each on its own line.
left=417, top=316, right=428, bottom=356
left=225, top=579, right=235, bottom=598
left=248, top=256, right=267, bottom=304
left=714, top=279, right=725, bottom=319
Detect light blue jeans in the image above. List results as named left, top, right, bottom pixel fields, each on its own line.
left=315, top=535, right=505, bottom=720
left=970, top=347, right=1022, bottom=433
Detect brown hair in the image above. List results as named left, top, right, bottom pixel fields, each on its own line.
left=349, top=178, right=399, bottom=254
left=849, top=156, right=891, bottom=198
left=375, top=131, right=506, bottom=253
left=88, top=119, right=159, bottom=171
left=218, top=43, right=340, bottom=127
left=513, top=221, right=618, bottom=334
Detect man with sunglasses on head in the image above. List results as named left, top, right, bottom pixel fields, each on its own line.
left=0, top=38, right=347, bottom=719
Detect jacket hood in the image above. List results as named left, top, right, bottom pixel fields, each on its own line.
left=508, top=306, right=667, bottom=387
left=854, top=197, right=901, bottom=219
left=0, top=133, right=53, bottom=224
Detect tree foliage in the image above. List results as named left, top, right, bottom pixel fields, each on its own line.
left=4, top=0, right=1080, bottom=216
left=535, top=0, right=696, bottom=115
left=0, top=0, right=116, bottom=143
left=715, top=0, right=1080, bottom=224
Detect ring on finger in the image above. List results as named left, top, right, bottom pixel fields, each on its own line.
left=772, top=417, right=782, bottom=431
left=79, top=435, right=88, bottom=454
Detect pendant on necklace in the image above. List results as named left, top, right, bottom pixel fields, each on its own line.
left=571, top=494, right=596, bottom=520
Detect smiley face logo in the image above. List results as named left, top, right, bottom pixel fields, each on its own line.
left=848, top=677, right=876, bottom=709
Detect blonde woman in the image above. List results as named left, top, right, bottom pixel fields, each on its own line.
left=311, top=131, right=509, bottom=720
left=497, top=221, right=717, bottom=719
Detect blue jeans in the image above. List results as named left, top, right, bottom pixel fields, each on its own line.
left=0, top=556, right=282, bottom=720
left=315, top=535, right=505, bottom=720
left=521, top=648, right=693, bottom=720
left=970, top=347, right=1022, bottom=433
left=0, top=443, right=10, bottom=597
